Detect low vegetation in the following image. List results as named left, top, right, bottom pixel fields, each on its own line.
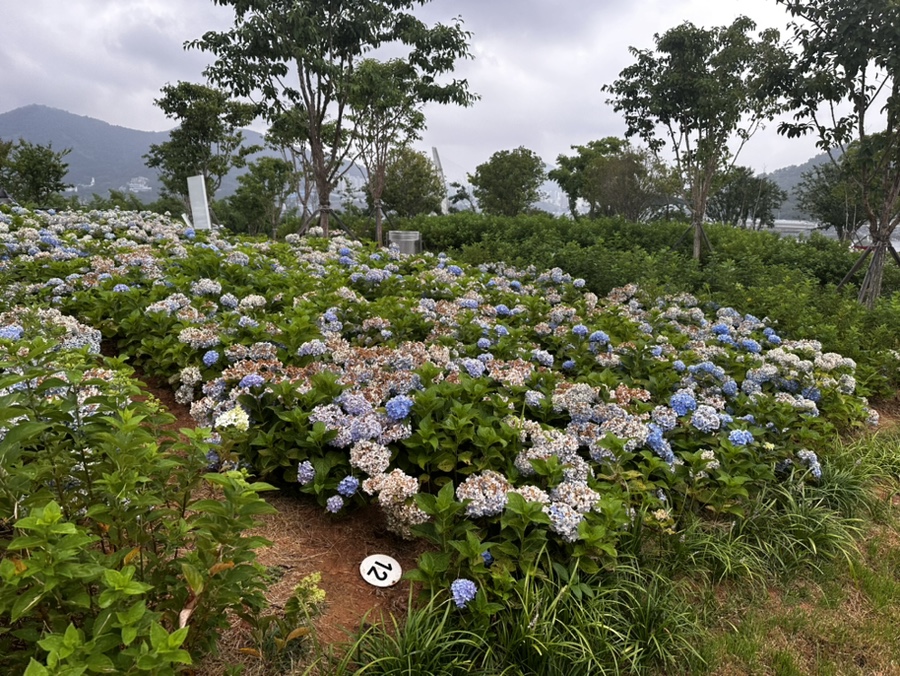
left=0, top=205, right=898, bottom=674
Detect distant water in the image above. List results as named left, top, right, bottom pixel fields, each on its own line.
left=771, top=220, right=900, bottom=247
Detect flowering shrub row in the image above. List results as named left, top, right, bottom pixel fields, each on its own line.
left=0, top=205, right=878, bottom=594
left=0, top=303, right=279, bottom=673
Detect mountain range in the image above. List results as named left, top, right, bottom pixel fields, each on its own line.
left=0, top=104, right=269, bottom=202
left=0, top=104, right=826, bottom=218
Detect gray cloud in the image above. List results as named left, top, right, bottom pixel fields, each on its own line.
left=1, top=0, right=821, bottom=182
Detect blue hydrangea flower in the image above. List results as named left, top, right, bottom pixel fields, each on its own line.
left=573, top=278, right=585, bottom=288
left=728, top=429, right=754, bottom=446
left=525, top=390, right=544, bottom=407
left=722, top=379, right=738, bottom=396
left=339, top=392, right=373, bottom=416
left=740, top=338, right=762, bottom=354
left=476, top=337, right=492, bottom=350
left=238, top=316, right=259, bottom=329
left=494, top=304, right=511, bottom=317
left=297, top=339, right=329, bottom=357
left=801, top=386, right=821, bottom=402
left=385, top=394, right=414, bottom=420
left=796, top=449, right=822, bottom=480
left=690, top=405, right=721, bottom=433
left=0, top=325, right=24, bottom=340
left=337, top=475, right=360, bottom=497
left=326, top=495, right=344, bottom=513
left=711, top=322, right=731, bottom=335
left=646, top=423, right=674, bottom=464
left=673, top=359, right=686, bottom=372
left=239, top=374, right=265, bottom=389
left=448, top=265, right=463, bottom=276
left=205, top=450, right=221, bottom=470
left=297, top=460, right=315, bottom=485
left=495, top=325, right=509, bottom=337
left=531, top=349, right=554, bottom=368
left=450, top=578, right=478, bottom=609
left=481, top=550, right=494, bottom=567
left=689, top=361, right=725, bottom=380
left=113, top=284, right=131, bottom=292
left=588, top=330, right=609, bottom=345
left=461, top=358, right=486, bottom=378
left=650, top=345, right=663, bottom=357
left=572, top=324, right=589, bottom=337
left=562, top=359, right=576, bottom=370
left=669, top=390, right=697, bottom=416
left=203, top=350, right=220, bottom=367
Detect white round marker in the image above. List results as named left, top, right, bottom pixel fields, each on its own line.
left=359, top=554, right=402, bottom=587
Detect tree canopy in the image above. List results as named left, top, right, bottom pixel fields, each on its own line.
left=143, top=81, right=259, bottom=206
left=469, top=146, right=546, bottom=217
left=190, top=0, right=475, bottom=235
left=378, top=146, right=445, bottom=218
left=0, top=138, right=71, bottom=206
left=348, top=58, right=428, bottom=244
left=550, top=137, right=676, bottom=221
left=777, top=0, right=900, bottom=306
left=604, top=17, right=790, bottom=258
left=707, top=166, right=787, bottom=229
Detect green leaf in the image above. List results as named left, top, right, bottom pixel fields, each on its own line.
left=23, top=659, right=49, bottom=676
left=181, top=563, right=205, bottom=596
left=122, top=625, right=138, bottom=646
left=11, top=587, right=44, bottom=621
left=167, top=625, right=190, bottom=649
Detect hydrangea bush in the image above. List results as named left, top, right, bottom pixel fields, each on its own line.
left=0, top=205, right=879, bottom=598
left=0, top=303, right=278, bottom=673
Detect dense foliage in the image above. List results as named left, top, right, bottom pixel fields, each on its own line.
left=397, top=212, right=900, bottom=396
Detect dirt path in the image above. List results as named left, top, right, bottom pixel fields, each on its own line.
left=138, top=375, right=425, bottom=674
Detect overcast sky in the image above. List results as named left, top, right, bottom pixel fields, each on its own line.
left=0, top=0, right=822, bottom=183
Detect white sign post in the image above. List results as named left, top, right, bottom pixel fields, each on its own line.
left=359, top=554, right=402, bottom=587
left=187, top=175, right=212, bottom=231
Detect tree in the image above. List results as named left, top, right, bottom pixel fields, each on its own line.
left=707, top=166, right=787, bottom=229
left=348, top=59, right=428, bottom=245
left=604, top=17, right=790, bottom=258
left=549, top=138, right=627, bottom=218
left=551, top=139, right=678, bottom=221
left=378, top=146, right=444, bottom=218
left=144, top=81, right=259, bottom=208
left=265, top=107, right=316, bottom=222
left=794, top=163, right=866, bottom=242
left=190, top=0, right=475, bottom=236
left=468, top=146, right=546, bottom=217
left=225, top=157, right=298, bottom=237
left=777, top=0, right=900, bottom=307
left=0, top=139, right=71, bottom=205
left=84, top=189, right=148, bottom=212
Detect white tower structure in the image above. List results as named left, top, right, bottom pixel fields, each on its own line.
left=431, top=147, right=450, bottom=215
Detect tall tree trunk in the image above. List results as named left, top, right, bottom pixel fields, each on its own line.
left=858, top=240, right=886, bottom=309
left=374, top=199, right=384, bottom=248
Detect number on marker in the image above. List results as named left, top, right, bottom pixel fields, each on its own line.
left=366, top=561, right=393, bottom=581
